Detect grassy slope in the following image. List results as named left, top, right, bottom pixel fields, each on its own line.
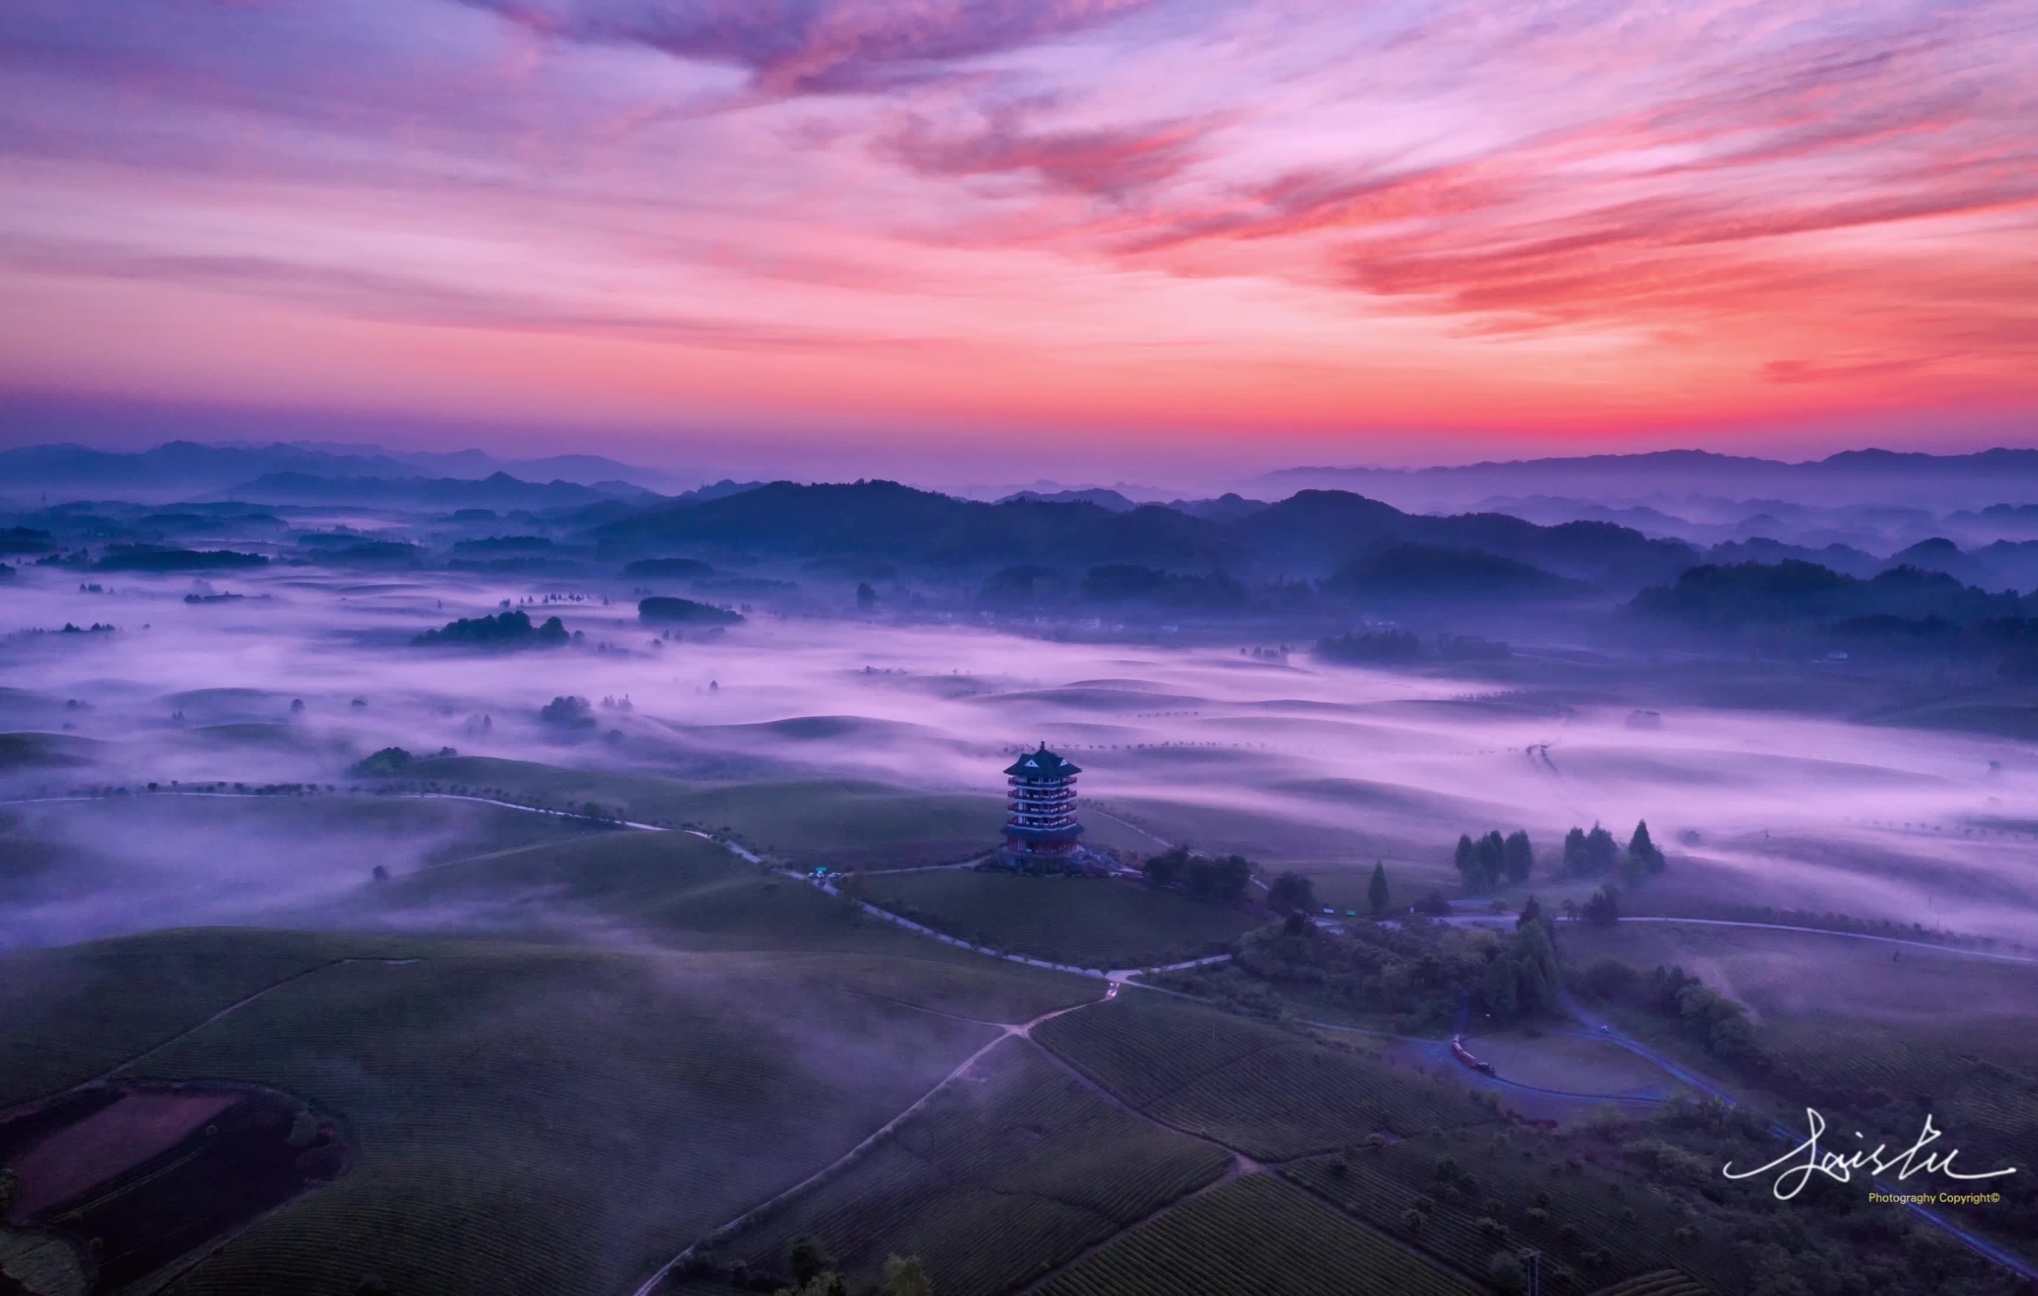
left=1035, top=992, right=1494, bottom=1160
left=0, top=932, right=1072, bottom=1296
left=398, top=756, right=1000, bottom=868
left=0, top=928, right=373, bottom=1108
left=378, top=830, right=1095, bottom=998
left=863, top=871, right=1260, bottom=969
left=138, top=945, right=995, bottom=1296
left=728, top=1038, right=1232, bottom=1295
left=1562, top=922, right=2038, bottom=1171
left=0, top=819, right=1104, bottom=1296
left=0, top=731, right=103, bottom=771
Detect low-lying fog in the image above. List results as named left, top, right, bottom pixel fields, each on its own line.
left=4, top=562, right=2035, bottom=948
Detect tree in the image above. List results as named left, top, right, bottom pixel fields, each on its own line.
left=538, top=695, right=595, bottom=728
left=1503, top=830, right=1534, bottom=883
left=883, top=1255, right=933, bottom=1296
left=1142, top=846, right=1188, bottom=889
left=1583, top=884, right=1621, bottom=926
left=1479, top=832, right=1506, bottom=886
left=1515, top=895, right=1542, bottom=930
left=1415, top=888, right=1451, bottom=916
left=1456, top=831, right=1508, bottom=891
left=1623, top=819, right=1666, bottom=882
left=1210, top=853, right=1252, bottom=900
left=1480, top=955, right=1519, bottom=1020
left=1269, top=871, right=1315, bottom=914
left=1564, top=824, right=1619, bottom=875
left=787, top=1236, right=833, bottom=1289
left=1368, top=860, right=1391, bottom=915
left=1487, top=1251, right=1527, bottom=1294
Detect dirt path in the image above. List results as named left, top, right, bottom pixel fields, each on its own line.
left=628, top=992, right=1112, bottom=1296
left=86, top=956, right=422, bottom=1089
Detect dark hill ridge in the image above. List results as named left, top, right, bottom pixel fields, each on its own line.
left=1323, top=543, right=1583, bottom=600
left=1260, top=447, right=2038, bottom=516
left=595, top=480, right=1692, bottom=590
left=227, top=471, right=643, bottom=509
left=1628, top=559, right=2038, bottom=630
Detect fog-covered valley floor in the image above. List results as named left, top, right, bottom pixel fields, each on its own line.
left=6, top=561, right=2035, bottom=951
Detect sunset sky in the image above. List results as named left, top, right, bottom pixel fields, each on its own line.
left=1, top=0, right=2033, bottom=473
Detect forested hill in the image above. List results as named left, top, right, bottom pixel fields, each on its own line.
left=595, top=481, right=1696, bottom=590
left=1626, top=559, right=2038, bottom=673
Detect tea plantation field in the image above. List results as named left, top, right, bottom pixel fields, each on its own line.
left=0, top=928, right=1099, bottom=1296
left=726, top=1038, right=1232, bottom=1294
left=1033, top=1173, right=1474, bottom=1296
left=394, top=757, right=1001, bottom=869
left=864, top=870, right=1260, bottom=970
left=1035, top=991, right=1495, bottom=1159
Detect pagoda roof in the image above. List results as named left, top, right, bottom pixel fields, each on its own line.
left=1004, top=743, right=1081, bottom=778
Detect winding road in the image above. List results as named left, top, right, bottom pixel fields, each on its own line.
left=11, top=785, right=2037, bottom=1286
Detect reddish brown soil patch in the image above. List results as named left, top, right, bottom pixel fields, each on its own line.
left=6, top=1090, right=239, bottom=1218
left=0, top=1083, right=348, bottom=1289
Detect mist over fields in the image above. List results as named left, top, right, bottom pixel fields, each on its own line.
left=4, top=547, right=2034, bottom=949
left=4, top=448, right=2038, bottom=1296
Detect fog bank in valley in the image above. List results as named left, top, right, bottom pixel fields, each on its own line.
left=3, top=561, right=2035, bottom=948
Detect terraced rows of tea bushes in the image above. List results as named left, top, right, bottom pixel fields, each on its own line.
left=1282, top=1128, right=1745, bottom=1295
left=1586, top=1271, right=1714, bottom=1296
left=727, top=1039, right=1233, bottom=1294
left=0, top=929, right=387, bottom=1108
left=1033, top=991, right=1494, bottom=1159
left=128, top=943, right=1004, bottom=1296
left=1034, top=1174, right=1474, bottom=1296
left=863, top=871, right=1259, bottom=970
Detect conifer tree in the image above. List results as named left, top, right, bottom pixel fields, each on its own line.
left=1368, top=860, right=1391, bottom=915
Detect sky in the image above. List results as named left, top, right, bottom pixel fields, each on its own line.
left=0, top=0, right=2034, bottom=471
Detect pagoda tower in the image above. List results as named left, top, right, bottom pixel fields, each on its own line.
left=1000, top=743, right=1083, bottom=868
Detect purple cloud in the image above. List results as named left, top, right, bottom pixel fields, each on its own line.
left=461, top=0, right=1158, bottom=93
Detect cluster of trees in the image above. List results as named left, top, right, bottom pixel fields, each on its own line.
left=1079, top=563, right=1248, bottom=609
left=539, top=695, right=597, bottom=728
left=639, top=595, right=744, bottom=626
left=1315, top=629, right=1423, bottom=663
left=1268, top=871, right=1315, bottom=913
left=1562, top=820, right=1665, bottom=883
left=349, top=747, right=414, bottom=777
left=1477, top=906, right=1561, bottom=1022
left=1141, top=846, right=1252, bottom=901
left=95, top=543, right=267, bottom=572
left=1579, top=885, right=1621, bottom=926
left=1578, top=958, right=1758, bottom=1066
left=1316, top=630, right=1514, bottom=666
left=1232, top=900, right=1561, bottom=1029
left=1271, top=863, right=1389, bottom=916
left=412, top=609, right=570, bottom=648
left=1454, top=830, right=1534, bottom=891
left=676, top=1236, right=932, bottom=1296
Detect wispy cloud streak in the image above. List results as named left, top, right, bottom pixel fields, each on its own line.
left=0, top=0, right=2032, bottom=447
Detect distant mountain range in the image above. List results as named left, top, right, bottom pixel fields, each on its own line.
left=1261, top=448, right=2038, bottom=512
left=227, top=471, right=651, bottom=509
left=597, top=479, right=1697, bottom=593
left=0, top=441, right=687, bottom=501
